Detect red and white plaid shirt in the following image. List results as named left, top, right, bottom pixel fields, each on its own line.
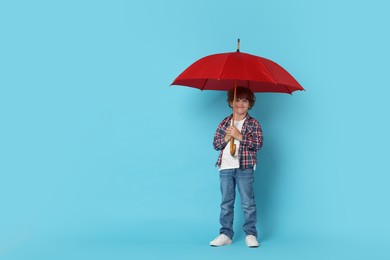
left=213, top=114, right=263, bottom=169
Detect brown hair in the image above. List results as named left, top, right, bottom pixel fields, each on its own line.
left=227, top=87, right=256, bottom=109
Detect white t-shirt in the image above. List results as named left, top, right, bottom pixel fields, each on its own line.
left=219, top=117, right=246, bottom=171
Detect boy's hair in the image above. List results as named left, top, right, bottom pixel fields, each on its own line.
left=227, top=86, right=256, bottom=109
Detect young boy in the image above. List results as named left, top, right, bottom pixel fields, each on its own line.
left=210, top=86, right=263, bottom=248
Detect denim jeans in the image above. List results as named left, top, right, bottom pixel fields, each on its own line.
left=219, top=168, right=257, bottom=239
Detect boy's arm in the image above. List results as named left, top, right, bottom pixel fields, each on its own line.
left=213, top=122, right=228, bottom=151
left=240, top=121, right=263, bottom=151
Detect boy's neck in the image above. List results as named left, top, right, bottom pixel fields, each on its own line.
left=234, top=112, right=247, bottom=121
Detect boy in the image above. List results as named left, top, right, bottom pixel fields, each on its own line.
left=210, top=86, right=263, bottom=248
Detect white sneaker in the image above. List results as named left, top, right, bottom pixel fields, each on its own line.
left=245, top=235, right=260, bottom=247
left=210, top=234, right=232, bottom=247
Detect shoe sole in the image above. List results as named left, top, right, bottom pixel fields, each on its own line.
left=210, top=241, right=232, bottom=247
left=210, top=243, right=232, bottom=247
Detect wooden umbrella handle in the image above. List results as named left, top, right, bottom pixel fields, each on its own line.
left=230, top=139, right=236, bottom=156
left=230, top=82, right=237, bottom=156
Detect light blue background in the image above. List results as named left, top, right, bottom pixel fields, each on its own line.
left=1, top=0, right=389, bottom=259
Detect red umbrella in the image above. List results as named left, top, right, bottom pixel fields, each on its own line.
left=171, top=39, right=304, bottom=155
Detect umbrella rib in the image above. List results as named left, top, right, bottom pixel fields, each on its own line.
left=254, top=59, right=294, bottom=94
left=217, top=55, right=230, bottom=83
left=282, top=84, right=293, bottom=95
left=201, top=78, right=208, bottom=91
left=256, top=60, right=277, bottom=85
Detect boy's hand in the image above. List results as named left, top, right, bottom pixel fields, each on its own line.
left=225, top=126, right=243, bottom=142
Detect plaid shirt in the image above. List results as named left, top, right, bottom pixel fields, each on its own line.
left=213, top=114, right=263, bottom=169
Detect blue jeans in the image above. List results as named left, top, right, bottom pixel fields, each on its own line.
left=219, top=168, right=257, bottom=239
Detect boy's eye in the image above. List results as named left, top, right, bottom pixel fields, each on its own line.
left=236, top=99, right=249, bottom=103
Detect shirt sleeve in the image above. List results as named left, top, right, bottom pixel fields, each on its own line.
left=240, top=119, right=263, bottom=151
left=213, top=119, right=228, bottom=151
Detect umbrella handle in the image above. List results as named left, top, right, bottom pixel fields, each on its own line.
left=230, top=81, right=237, bottom=156
left=230, top=138, right=236, bottom=156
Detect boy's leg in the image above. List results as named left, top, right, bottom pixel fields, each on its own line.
left=219, top=169, right=236, bottom=239
left=236, top=168, right=257, bottom=237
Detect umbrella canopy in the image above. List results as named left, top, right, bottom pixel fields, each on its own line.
left=171, top=51, right=304, bottom=94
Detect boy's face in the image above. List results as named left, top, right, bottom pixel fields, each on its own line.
left=230, top=98, right=250, bottom=116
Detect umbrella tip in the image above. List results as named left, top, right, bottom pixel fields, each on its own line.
left=236, top=38, right=240, bottom=52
